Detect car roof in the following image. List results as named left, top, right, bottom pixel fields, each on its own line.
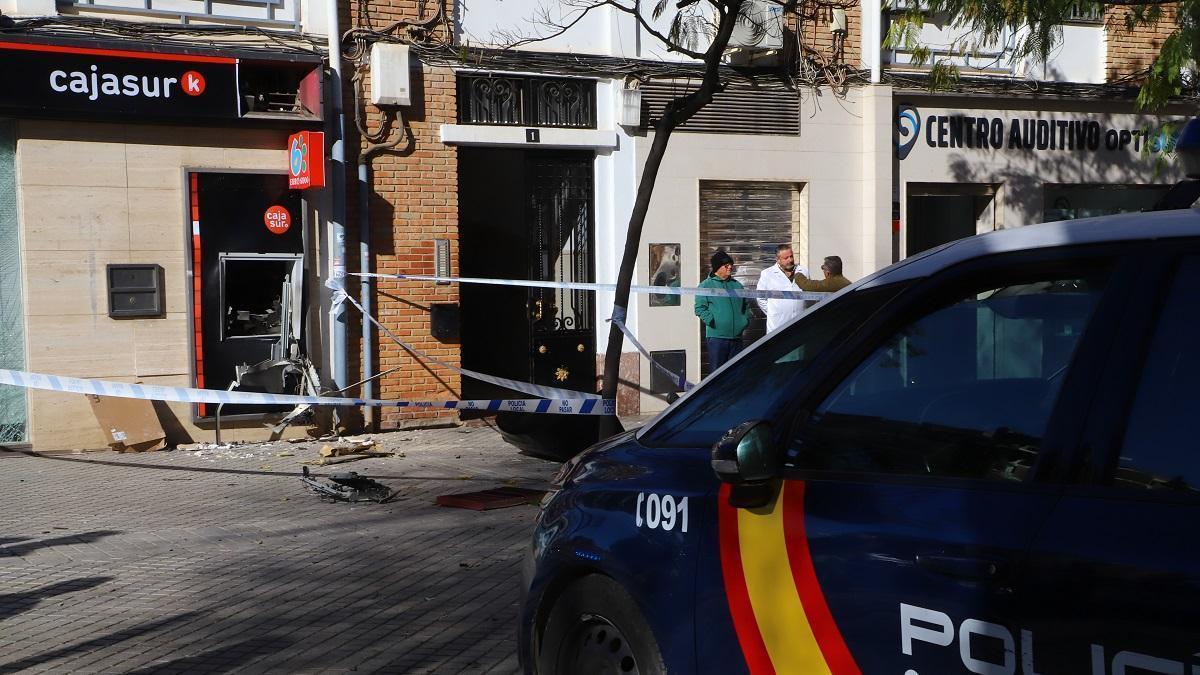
left=858, top=208, right=1200, bottom=290
left=637, top=208, right=1200, bottom=442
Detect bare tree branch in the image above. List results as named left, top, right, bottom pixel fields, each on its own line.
left=498, top=0, right=709, bottom=59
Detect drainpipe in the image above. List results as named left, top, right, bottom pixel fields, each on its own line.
left=325, top=0, right=349, bottom=396
left=355, top=78, right=407, bottom=429
left=864, top=0, right=883, bottom=84
left=358, top=159, right=373, bottom=427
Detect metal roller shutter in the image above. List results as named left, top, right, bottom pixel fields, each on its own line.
left=698, top=180, right=805, bottom=376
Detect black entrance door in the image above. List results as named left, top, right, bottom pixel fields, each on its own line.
left=460, top=149, right=596, bottom=402
left=527, top=155, right=595, bottom=394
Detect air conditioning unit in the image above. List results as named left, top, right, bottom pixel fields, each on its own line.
left=726, top=0, right=784, bottom=51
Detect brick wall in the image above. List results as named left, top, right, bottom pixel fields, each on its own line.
left=1105, top=4, right=1178, bottom=81
left=787, top=4, right=862, bottom=70
left=346, top=3, right=460, bottom=429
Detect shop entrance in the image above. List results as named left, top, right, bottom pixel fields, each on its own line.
left=188, top=172, right=305, bottom=417
left=906, top=183, right=998, bottom=256
left=459, top=148, right=596, bottom=402
left=698, top=180, right=806, bottom=377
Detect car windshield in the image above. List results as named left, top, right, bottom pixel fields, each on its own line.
left=638, top=283, right=906, bottom=448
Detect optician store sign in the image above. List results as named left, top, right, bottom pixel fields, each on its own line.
left=897, top=104, right=1177, bottom=160
left=0, top=41, right=240, bottom=120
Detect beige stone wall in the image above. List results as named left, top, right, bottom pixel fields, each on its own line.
left=15, top=120, right=294, bottom=451
left=1106, top=4, right=1179, bottom=81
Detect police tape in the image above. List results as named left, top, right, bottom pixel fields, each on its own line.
left=334, top=291, right=602, bottom=401
left=0, top=369, right=616, bottom=415
left=352, top=272, right=829, bottom=302
left=610, top=306, right=695, bottom=392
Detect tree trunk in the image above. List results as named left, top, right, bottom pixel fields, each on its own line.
left=598, top=116, right=678, bottom=437
left=597, top=0, right=744, bottom=438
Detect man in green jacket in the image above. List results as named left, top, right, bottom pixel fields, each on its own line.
left=695, top=250, right=753, bottom=372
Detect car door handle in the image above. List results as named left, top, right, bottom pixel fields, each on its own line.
left=915, top=554, right=1003, bottom=580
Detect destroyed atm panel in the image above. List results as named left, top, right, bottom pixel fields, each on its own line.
left=189, top=171, right=306, bottom=418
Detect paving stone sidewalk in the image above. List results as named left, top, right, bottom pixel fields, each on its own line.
left=0, top=424, right=563, bottom=674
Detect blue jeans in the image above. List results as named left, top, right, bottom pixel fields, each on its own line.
left=706, top=337, right=744, bottom=372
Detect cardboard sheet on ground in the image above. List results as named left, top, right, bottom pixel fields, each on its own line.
left=86, top=394, right=167, bottom=452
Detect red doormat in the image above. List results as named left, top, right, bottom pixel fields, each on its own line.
left=435, top=487, right=547, bottom=511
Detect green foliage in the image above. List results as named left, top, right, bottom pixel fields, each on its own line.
left=893, top=0, right=1199, bottom=110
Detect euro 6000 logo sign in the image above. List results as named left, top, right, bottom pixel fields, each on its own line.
left=287, top=131, right=325, bottom=189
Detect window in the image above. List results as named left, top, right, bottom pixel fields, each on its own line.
left=790, top=272, right=1109, bottom=481
left=1043, top=184, right=1170, bottom=223
left=0, top=121, right=25, bottom=443
left=1115, top=258, right=1200, bottom=495
left=640, top=285, right=904, bottom=448
left=219, top=255, right=302, bottom=341
left=457, top=74, right=596, bottom=128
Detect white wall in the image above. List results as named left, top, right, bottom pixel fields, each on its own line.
left=632, top=86, right=890, bottom=411
left=0, top=0, right=55, bottom=16
left=594, top=79, right=640, bottom=353
left=457, top=0, right=698, bottom=60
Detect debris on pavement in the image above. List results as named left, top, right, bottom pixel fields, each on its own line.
left=318, top=438, right=377, bottom=457
left=300, top=466, right=399, bottom=503
left=435, top=487, right=546, bottom=511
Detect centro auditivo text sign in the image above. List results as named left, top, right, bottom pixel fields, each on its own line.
left=0, top=41, right=240, bottom=120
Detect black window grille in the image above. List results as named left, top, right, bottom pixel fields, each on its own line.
left=458, top=74, right=596, bottom=128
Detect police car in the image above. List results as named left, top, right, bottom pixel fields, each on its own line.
left=519, top=209, right=1200, bottom=674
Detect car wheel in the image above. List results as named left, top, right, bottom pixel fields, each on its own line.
left=537, top=575, right=665, bottom=675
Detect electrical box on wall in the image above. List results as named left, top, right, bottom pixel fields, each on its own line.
left=370, top=44, right=412, bottom=107
left=430, top=303, right=460, bottom=342
left=649, top=350, right=687, bottom=394
left=107, top=264, right=165, bottom=319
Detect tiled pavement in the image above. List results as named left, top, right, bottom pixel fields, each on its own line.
left=0, top=424, right=565, bottom=674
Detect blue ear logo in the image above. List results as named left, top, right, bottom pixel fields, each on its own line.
left=897, top=105, right=920, bottom=160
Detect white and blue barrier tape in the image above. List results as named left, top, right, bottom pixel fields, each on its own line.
left=353, top=273, right=829, bottom=302
left=0, top=369, right=614, bottom=416
left=610, top=306, right=695, bottom=392
left=335, top=291, right=601, bottom=402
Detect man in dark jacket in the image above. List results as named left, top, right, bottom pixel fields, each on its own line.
left=695, top=250, right=753, bottom=372
left=795, top=255, right=852, bottom=293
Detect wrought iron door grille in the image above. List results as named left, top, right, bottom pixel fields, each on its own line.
left=529, top=157, right=594, bottom=335
left=458, top=74, right=596, bottom=128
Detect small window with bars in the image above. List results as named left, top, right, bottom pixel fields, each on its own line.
left=457, top=74, right=596, bottom=128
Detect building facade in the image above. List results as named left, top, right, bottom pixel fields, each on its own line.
left=0, top=0, right=334, bottom=449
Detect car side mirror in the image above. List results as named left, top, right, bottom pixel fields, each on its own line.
left=711, top=421, right=778, bottom=508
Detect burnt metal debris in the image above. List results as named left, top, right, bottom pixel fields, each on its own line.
left=300, top=466, right=398, bottom=503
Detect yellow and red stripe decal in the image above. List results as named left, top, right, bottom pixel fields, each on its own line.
left=718, top=482, right=860, bottom=675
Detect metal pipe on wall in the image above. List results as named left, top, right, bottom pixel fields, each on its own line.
left=325, top=0, right=349, bottom=395
left=357, top=160, right=374, bottom=426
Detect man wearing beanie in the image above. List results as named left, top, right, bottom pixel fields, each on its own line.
left=694, top=250, right=753, bottom=372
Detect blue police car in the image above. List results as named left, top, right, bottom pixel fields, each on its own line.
left=519, top=210, right=1200, bottom=674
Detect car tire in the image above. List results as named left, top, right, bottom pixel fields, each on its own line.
left=536, top=575, right=665, bottom=675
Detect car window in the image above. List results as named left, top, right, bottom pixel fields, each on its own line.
left=639, top=285, right=904, bottom=448
left=1113, top=257, right=1200, bottom=495
left=788, top=270, right=1110, bottom=482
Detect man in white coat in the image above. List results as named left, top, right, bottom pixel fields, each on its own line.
left=756, top=244, right=809, bottom=333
